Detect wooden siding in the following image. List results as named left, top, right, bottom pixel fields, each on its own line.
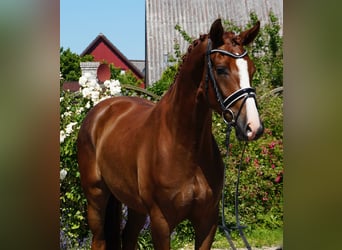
left=146, top=0, right=283, bottom=86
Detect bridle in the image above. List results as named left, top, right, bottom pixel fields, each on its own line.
left=205, top=38, right=257, bottom=250
left=205, top=39, right=257, bottom=127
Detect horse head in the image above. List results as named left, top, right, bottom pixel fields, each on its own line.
left=206, top=19, right=264, bottom=141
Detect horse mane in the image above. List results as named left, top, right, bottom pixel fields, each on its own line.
left=171, top=34, right=209, bottom=85
left=170, top=31, right=239, bottom=85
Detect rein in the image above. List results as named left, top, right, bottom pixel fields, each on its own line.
left=206, top=39, right=254, bottom=249
left=220, top=126, right=251, bottom=250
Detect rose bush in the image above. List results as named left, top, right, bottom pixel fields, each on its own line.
left=60, top=69, right=159, bottom=248
left=213, top=88, right=283, bottom=233
left=60, top=73, right=122, bottom=249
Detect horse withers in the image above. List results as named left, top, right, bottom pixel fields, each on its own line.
left=77, top=18, right=263, bottom=250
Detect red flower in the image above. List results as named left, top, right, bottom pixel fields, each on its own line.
left=275, top=175, right=282, bottom=183
left=269, top=141, right=276, bottom=149
left=254, top=159, right=259, bottom=167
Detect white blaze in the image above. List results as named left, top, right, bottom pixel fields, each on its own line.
left=235, top=58, right=261, bottom=139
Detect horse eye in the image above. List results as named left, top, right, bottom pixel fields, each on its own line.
left=216, top=67, right=228, bottom=75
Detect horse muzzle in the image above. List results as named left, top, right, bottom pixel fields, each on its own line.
left=235, top=119, right=264, bottom=141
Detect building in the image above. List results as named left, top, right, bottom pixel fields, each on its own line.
left=80, top=33, right=145, bottom=87
left=63, top=0, right=282, bottom=89
left=145, top=0, right=283, bottom=86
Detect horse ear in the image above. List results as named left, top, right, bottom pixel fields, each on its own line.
left=239, top=21, right=260, bottom=46
left=209, top=18, right=224, bottom=48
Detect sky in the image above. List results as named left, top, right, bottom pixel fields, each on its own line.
left=60, top=0, right=145, bottom=60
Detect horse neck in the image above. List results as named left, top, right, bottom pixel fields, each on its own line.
left=156, top=38, right=212, bottom=147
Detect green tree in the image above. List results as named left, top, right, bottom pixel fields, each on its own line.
left=60, top=47, right=94, bottom=81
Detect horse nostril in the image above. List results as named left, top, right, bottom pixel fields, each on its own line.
left=246, top=124, right=254, bottom=140
left=246, top=122, right=264, bottom=141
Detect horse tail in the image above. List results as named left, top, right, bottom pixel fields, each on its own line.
left=104, top=194, right=122, bottom=249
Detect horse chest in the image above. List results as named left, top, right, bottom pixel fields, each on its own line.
left=172, top=173, right=216, bottom=209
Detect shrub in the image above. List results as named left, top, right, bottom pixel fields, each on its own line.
left=60, top=75, right=122, bottom=248
left=147, top=64, right=179, bottom=96
left=60, top=91, right=90, bottom=248
left=213, top=88, right=283, bottom=233
left=109, top=64, right=143, bottom=87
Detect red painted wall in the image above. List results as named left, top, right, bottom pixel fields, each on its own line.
left=90, top=40, right=144, bottom=86
left=91, top=41, right=129, bottom=70
left=82, top=35, right=145, bottom=88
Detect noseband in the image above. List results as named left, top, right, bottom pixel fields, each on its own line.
left=206, top=39, right=257, bottom=126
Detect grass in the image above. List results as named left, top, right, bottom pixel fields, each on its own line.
left=177, top=227, right=283, bottom=250
left=64, top=227, right=283, bottom=249
left=211, top=227, right=283, bottom=249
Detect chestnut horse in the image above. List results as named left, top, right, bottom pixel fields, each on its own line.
left=77, top=19, right=263, bottom=250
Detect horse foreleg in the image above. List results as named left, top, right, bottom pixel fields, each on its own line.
left=192, top=209, right=219, bottom=250
left=149, top=207, right=172, bottom=250
left=122, top=208, right=147, bottom=250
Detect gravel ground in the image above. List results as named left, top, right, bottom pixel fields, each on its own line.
left=210, top=248, right=282, bottom=250
left=179, top=247, right=282, bottom=250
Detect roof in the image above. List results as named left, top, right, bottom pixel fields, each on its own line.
left=80, top=33, right=144, bottom=80
left=130, top=60, right=146, bottom=76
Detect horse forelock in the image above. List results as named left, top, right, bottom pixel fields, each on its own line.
left=177, top=31, right=243, bottom=69
left=170, top=30, right=247, bottom=90
left=221, top=31, right=245, bottom=53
